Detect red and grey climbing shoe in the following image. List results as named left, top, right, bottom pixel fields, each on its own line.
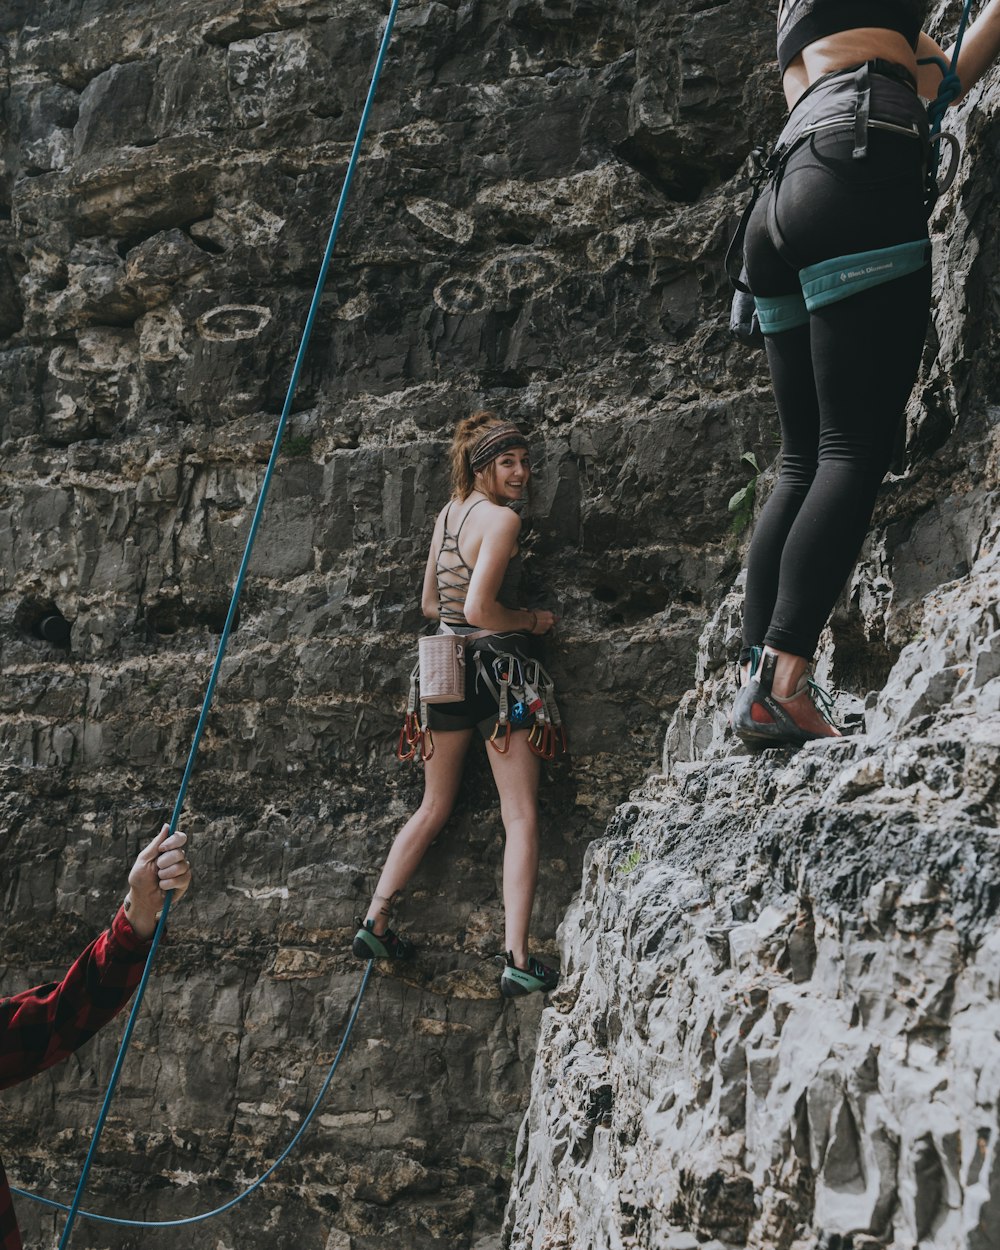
left=499, top=951, right=560, bottom=998
left=731, top=649, right=842, bottom=747
left=735, top=644, right=763, bottom=690
left=352, top=918, right=415, bottom=962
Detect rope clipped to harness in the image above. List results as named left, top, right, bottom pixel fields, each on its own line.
left=920, top=0, right=977, bottom=202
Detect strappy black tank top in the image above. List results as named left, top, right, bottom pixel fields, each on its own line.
left=436, top=500, right=523, bottom=627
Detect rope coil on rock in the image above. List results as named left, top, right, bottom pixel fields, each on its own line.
left=12, top=1, right=402, bottom=1244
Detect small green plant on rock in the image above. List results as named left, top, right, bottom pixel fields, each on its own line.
left=618, top=845, right=643, bottom=874
left=728, top=450, right=761, bottom=535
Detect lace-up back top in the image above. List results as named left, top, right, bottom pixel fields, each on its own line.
left=436, top=499, right=523, bottom=628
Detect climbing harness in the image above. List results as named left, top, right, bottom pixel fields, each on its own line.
left=12, top=2, right=402, bottom=1245
left=12, top=963, right=372, bottom=1229
left=396, top=639, right=568, bottom=761
left=727, top=0, right=977, bottom=341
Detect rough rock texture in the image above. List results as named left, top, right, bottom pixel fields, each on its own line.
left=1, top=1, right=781, bottom=1248
left=505, top=9, right=1000, bottom=1246
left=5, top=0, right=997, bottom=1247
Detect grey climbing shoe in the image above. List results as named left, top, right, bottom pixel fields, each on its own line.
left=352, top=918, right=415, bottom=961
left=499, top=951, right=560, bottom=998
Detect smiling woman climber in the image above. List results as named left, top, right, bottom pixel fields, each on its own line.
left=352, top=411, right=564, bottom=997
left=731, top=0, right=1000, bottom=746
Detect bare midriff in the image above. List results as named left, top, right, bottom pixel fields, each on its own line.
left=782, top=28, right=919, bottom=107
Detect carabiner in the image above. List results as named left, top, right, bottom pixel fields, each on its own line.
left=554, top=725, right=569, bottom=756
left=397, top=724, right=416, bottom=762
left=526, top=723, right=555, bottom=760
left=930, top=130, right=961, bottom=195
left=489, top=720, right=512, bottom=754
left=404, top=711, right=422, bottom=746
left=420, top=728, right=435, bottom=762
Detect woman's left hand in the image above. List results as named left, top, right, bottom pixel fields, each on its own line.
left=530, top=609, right=558, bottom=635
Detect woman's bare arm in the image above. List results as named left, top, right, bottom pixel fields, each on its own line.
left=917, top=1, right=1000, bottom=101
left=421, top=509, right=446, bottom=620
left=463, top=508, right=554, bottom=634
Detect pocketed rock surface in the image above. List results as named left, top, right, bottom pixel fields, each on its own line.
left=3, top=1, right=999, bottom=1249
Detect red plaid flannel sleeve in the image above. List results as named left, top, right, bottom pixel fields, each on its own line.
left=0, top=908, right=151, bottom=1250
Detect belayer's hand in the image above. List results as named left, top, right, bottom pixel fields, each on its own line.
left=124, top=825, right=192, bottom=940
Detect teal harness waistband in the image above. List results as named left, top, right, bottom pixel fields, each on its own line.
left=754, top=292, right=810, bottom=335
left=754, top=239, right=931, bottom=335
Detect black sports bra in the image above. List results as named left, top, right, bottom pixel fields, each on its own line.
left=777, top=0, right=926, bottom=74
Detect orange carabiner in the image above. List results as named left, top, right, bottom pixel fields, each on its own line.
left=405, top=711, right=422, bottom=745
left=527, top=723, right=557, bottom=760
left=489, top=721, right=512, bottom=754
left=420, top=728, right=435, bottom=762
left=397, top=724, right=416, bottom=762
left=555, top=725, right=569, bottom=756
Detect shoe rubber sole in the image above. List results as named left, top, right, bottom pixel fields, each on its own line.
left=352, top=927, right=414, bottom=961
left=500, top=968, right=559, bottom=998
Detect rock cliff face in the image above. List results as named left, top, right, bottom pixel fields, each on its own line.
left=504, top=10, right=1000, bottom=1247
left=1, top=1, right=778, bottom=1248
left=3, top=1, right=997, bottom=1249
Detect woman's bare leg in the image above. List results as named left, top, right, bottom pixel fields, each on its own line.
left=485, top=731, right=542, bottom=968
left=366, top=727, right=474, bottom=933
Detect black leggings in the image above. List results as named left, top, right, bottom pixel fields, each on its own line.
left=741, top=66, right=931, bottom=663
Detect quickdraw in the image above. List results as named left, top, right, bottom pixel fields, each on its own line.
left=921, top=0, right=976, bottom=206
left=488, top=656, right=514, bottom=754
left=396, top=662, right=434, bottom=762
left=483, top=651, right=568, bottom=759
left=524, top=658, right=568, bottom=760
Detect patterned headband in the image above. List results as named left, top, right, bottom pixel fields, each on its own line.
left=469, top=424, right=528, bottom=472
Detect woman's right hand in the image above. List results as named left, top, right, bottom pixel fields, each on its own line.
left=529, top=609, right=558, bottom=635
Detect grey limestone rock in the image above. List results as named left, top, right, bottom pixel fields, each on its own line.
left=3, top=0, right=999, bottom=1247
left=1, top=0, right=777, bottom=1247
left=506, top=33, right=1000, bottom=1250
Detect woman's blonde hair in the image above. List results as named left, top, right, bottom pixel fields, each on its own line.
left=449, top=410, right=528, bottom=502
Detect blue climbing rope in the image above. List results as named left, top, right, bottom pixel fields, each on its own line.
left=13, top=962, right=372, bottom=1228
left=23, top=2, right=403, bottom=1246
left=921, top=0, right=978, bottom=188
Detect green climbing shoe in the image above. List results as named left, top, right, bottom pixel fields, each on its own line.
left=499, top=951, right=560, bottom=998
left=352, top=919, right=415, bottom=962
